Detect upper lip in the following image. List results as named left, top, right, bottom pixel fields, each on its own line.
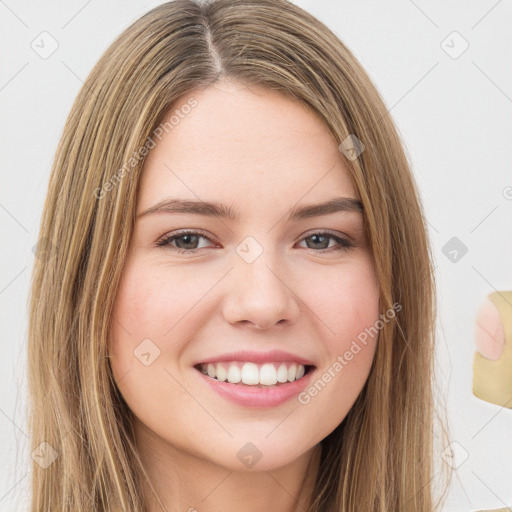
left=193, top=349, right=315, bottom=367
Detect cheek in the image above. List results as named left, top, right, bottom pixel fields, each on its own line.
left=108, top=262, right=173, bottom=389
left=294, top=257, right=380, bottom=416
left=107, top=256, right=226, bottom=412
left=296, top=256, right=380, bottom=347
left=107, top=261, right=199, bottom=426
left=109, top=259, right=205, bottom=357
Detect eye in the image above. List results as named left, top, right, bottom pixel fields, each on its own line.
left=298, top=230, right=355, bottom=252
left=156, top=230, right=216, bottom=253
left=156, top=229, right=355, bottom=254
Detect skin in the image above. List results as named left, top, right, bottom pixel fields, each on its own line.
left=474, top=296, right=505, bottom=360
left=108, top=79, right=381, bottom=512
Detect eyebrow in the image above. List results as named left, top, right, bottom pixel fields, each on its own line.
left=137, top=196, right=363, bottom=222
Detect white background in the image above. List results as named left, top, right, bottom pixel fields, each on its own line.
left=1, top=1, right=511, bottom=510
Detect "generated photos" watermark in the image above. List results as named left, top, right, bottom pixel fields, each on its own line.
left=298, top=302, right=402, bottom=405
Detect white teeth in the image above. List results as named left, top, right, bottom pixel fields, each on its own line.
left=198, top=361, right=309, bottom=386
left=227, top=365, right=241, bottom=383
left=287, top=364, right=297, bottom=382
left=260, top=363, right=277, bottom=385
left=276, top=364, right=288, bottom=383
left=216, top=364, right=227, bottom=382
left=241, top=362, right=259, bottom=385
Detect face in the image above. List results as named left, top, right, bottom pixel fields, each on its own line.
left=108, top=80, right=380, bottom=472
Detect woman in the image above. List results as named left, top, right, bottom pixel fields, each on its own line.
left=27, top=0, right=451, bottom=510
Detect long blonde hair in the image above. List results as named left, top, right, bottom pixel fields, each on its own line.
left=27, top=0, right=451, bottom=510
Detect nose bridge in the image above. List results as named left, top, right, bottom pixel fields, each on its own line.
left=235, top=234, right=288, bottom=298
left=223, top=234, right=299, bottom=328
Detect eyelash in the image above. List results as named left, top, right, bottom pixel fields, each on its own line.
left=156, top=229, right=355, bottom=254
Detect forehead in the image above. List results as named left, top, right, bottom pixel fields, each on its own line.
left=137, top=81, right=358, bottom=214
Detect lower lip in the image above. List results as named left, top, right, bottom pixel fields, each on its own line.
left=195, top=367, right=315, bottom=408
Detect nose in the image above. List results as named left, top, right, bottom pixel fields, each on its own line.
left=222, top=244, right=301, bottom=330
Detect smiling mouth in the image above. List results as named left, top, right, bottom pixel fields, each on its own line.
left=194, top=361, right=315, bottom=387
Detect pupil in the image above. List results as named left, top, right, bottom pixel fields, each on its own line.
left=309, top=234, right=328, bottom=249
left=179, top=234, right=197, bottom=249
